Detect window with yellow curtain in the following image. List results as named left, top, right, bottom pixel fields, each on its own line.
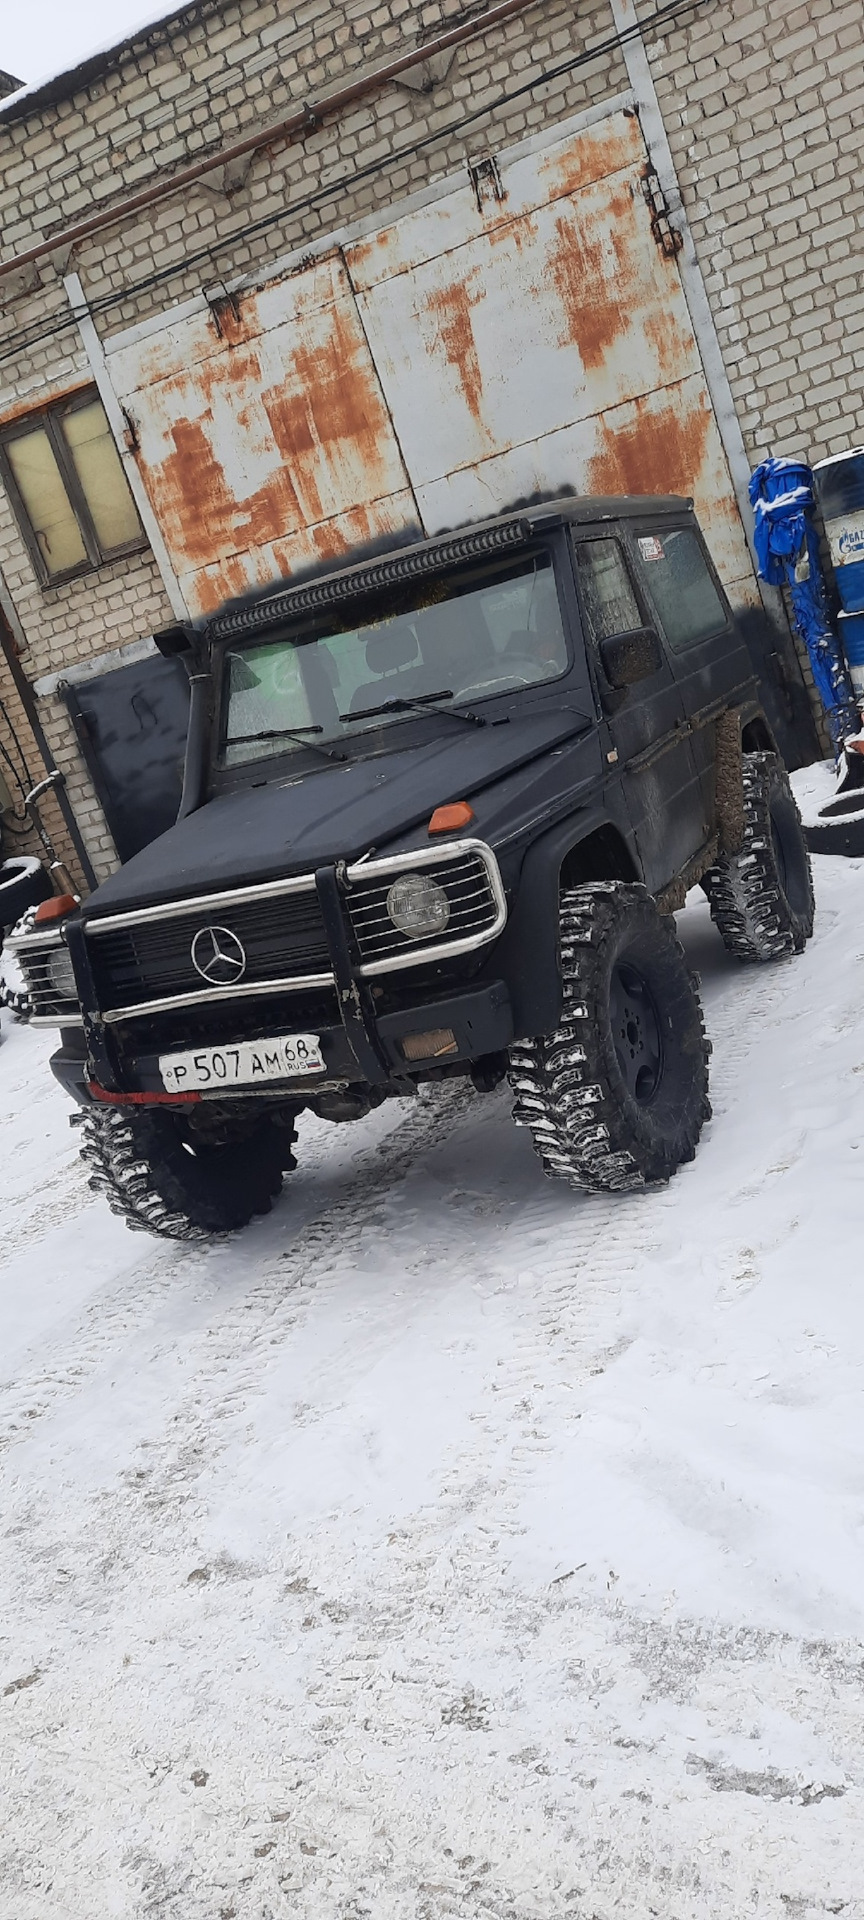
left=0, top=389, right=146, bottom=586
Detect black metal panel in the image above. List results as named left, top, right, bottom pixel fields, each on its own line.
left=62, top=654, right=190, bottom=862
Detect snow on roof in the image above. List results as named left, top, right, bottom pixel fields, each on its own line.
left=0, top=0, right=211, bottom=122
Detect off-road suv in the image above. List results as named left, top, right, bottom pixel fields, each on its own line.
left=11, top=497, right=815, bottom=1239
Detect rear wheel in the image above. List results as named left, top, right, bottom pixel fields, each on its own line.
left=702, top=753, right=814, bottom=962
left=509, top=882, right=711, bottom=1191
left=77, top=1104, right=293, bottom=1239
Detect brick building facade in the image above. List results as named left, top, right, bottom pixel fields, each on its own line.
left=0, top=0, right=860, bottom=889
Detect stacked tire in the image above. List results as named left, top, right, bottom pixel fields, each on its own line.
left=0, top=855, right=52, bottom=932
left=0, top=858, right=53, bottom=1022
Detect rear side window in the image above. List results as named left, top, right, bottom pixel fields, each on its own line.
left=636, top=528, right=728, bottom=650
left=573, top=538, right=641, bottom=642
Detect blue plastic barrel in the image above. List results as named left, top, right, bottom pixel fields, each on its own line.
left=839, top=609, right=864, bottom=700
left=812, top=447, right=864, bottom=613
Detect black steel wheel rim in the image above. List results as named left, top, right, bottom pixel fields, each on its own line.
left=770, top=808, right=790, bottom=898
left=770, top=792, right=810, bottom=916
left=610, top=959, right=664, bottom=1104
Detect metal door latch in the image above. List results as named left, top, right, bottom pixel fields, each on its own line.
left=641, top=166, right=683, bottom=257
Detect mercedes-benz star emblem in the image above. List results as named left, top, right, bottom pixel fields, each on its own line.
left=190, top=924, right=247, bottom=986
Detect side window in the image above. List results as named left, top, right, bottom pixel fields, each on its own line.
left=0, top=390, right=145, bottom=587
left=573, top=537, right=642, bottom=643
left=636, top=528, right=728, bottom=651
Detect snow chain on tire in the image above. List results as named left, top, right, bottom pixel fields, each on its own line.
left=701, top=752, right=815, bottom=963
left=74, top=1104, right=290, bottom=1241
left=509, top=882, right=711, bottom=1193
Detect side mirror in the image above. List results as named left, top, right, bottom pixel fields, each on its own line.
left=599, top=625, right=663, bottom=689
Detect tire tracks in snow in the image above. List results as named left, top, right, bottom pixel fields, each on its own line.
left=0, top=1085, right=475, bottom=1512
left=96, top=1090, right=658, bottom=1567
left=0, top=1088, right=456, bottom=1465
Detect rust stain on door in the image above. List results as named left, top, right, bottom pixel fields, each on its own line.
left=422, top=276, right=486, bottom=426
left=546, top=198, right=632, bottom=371
left=536, top=114, right=644, bottom=202
left=587, top=389, right=713, bottom=497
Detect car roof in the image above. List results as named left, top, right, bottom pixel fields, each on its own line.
left=522, top=493, right=693, bottom=525
left=202, top=494, right=695, bottom=643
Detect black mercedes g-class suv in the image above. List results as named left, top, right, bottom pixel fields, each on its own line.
left=11, top=496, right=815, bottom=1239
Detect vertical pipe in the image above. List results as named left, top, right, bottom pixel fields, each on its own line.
left=64, top=272, right=190, bottom=622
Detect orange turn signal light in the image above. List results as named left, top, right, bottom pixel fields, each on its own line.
left=34, top=893, right=78, bottom=925
left=428, top=801, right=475, bottom=835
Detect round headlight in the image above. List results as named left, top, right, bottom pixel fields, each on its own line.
left=46, top=943, right=78, bottom=1000
left=386, top=873, right=451, bottom=941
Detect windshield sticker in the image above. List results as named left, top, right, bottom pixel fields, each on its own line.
left=638, top=536, right=665, bottom=562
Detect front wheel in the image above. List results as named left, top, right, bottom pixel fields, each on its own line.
left=509, top=882, right=711, bottom=1192
left=701, top=753, right=814, bottom=963
left=78, top=1104, right=293, bottom=1239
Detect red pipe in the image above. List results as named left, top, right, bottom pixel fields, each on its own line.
left=87, top=1079, right=201, bottom=1106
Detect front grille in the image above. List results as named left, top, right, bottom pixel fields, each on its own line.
left=348, top=850, right=501, bottom=970
left=82, top=841, right=506, bottom=1022
left=87, top=889, right=331, bottom=1013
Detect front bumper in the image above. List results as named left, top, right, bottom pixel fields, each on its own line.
left=52, top=980, right=513, bottom=1106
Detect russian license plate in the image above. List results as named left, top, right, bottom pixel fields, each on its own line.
left=159, top=1032, right=325, bottom=1093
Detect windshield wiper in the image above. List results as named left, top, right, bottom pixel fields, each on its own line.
left=227, top=725, right=346, bottom=762
left=339, top=689, right=486, bottom=728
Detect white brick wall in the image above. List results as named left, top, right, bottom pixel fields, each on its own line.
left=648, top=0, right=864, bottom=465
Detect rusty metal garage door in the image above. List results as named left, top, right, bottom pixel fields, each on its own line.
left=101, top=105, right=759, bottom=619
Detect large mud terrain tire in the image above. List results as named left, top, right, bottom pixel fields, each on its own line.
left=702, top=752, right=814, bottom=962
left=77, top=1105, right=291, bottom=1240
left=509, top=882, right=711, bottom=1192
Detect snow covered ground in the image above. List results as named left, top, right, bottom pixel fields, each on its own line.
left=2, top=827, right=864, bottom=1919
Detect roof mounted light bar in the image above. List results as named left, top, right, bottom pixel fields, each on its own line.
left=208, top=518, right=533, bottom=643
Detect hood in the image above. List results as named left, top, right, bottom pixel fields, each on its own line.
left=83, top=705, right=588, bottom=917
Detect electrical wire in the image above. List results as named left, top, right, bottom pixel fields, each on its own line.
left=0, top=692, right=36, bottom=836
left=0, top=0, right=712, bottom=369
left=0, top=695, right=34, bottom=789
left=0, top=734, right=31, bottom=825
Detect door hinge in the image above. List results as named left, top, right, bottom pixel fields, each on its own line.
left=467, top=152, right=505, bottom=212
left=640, top=165, right=683, bottom=258
left=203, top=279, right=241, bottom=337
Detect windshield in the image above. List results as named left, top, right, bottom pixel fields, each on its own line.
left=219, top=548, right=568, bottom=767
